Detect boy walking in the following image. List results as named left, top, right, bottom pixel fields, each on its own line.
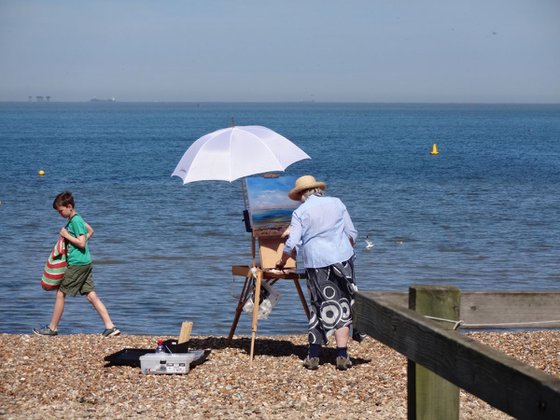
left=34, top=191, right=120, bottom=337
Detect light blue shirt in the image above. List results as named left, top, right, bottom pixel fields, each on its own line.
left=284, top=195, right=357, bottom=268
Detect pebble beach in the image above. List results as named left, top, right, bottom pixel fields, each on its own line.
left=1, top=331, right=559, bottom=419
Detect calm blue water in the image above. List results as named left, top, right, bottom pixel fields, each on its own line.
left=1, top=102, right=559, bottom=336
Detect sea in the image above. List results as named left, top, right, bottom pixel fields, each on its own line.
left=0, top=102, right=559, bottom=336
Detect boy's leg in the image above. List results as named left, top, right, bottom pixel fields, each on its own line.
left=86, top=291, right=115, bottom=329
left=49, top=289, right=66, bottom=331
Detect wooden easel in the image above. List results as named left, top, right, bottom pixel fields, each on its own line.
left=230, top=174, right=310, bottom=366
left=229, top=233, right=310, bottom=367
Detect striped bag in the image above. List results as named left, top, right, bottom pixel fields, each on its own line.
left=41, top=237, right=67, bottom=291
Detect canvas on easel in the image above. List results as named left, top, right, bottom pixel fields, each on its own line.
left=242, top=174, right=298, bottom=269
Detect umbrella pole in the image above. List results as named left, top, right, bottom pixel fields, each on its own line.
left=249, top=267, right=262, bottom=367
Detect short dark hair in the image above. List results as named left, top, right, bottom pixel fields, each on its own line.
left=53, top=191, right=74, bottom=209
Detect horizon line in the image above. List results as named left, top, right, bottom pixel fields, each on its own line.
left=1, top=100, right=560, bottom=105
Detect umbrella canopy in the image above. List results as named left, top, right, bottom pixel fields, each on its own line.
left=172, top=125, right=310, bottom=183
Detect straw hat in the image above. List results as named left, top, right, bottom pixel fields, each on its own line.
left=288, top=175, right=326, bottom=201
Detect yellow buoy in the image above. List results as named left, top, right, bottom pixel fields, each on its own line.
left=38, top=170, right=45, bottom=176
left=430, top=144, right=439, bottom=155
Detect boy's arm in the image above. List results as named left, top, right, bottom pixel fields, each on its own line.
left=86, top=223, right=94, bottom=240
left=60, top=227, right=87, bottom=249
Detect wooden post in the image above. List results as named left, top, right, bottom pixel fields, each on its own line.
left=408, top=285, right=460, bottom=420
left=178, top=321, right=193, bottom=344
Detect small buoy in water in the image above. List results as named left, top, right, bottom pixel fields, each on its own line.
left=430, top=144, right=439, bottom=155
left=38, top=170, right=45, bottom=176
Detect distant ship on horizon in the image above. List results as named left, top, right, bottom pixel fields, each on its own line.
left=90, top=97, right=116, bottom=103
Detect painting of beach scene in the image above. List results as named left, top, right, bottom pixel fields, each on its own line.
left=244, top=175, right=298, bottom=235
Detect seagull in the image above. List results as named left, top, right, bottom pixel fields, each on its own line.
left=365, top=235, right=374, bottom=250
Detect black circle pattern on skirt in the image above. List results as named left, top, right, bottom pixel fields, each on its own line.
left=305, top=255, right=357, bottom=346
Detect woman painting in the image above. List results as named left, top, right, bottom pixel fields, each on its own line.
left=276, top=175, right=360, bottom=371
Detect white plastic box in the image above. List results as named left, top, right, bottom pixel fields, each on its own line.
left=139, top=350, right=205, bottom=374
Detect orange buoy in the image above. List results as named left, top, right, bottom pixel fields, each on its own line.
left=430, top=144, right=439, bottom=155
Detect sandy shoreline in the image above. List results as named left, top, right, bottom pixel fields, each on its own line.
left=1, top=331, right=559, bottom=419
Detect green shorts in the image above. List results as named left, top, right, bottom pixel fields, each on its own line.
left=59, top=264, right=95, bottom=297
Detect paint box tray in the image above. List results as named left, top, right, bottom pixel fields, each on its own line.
left=104, top=339, right=193, bottom=367
left=139, top=350, right=206, bottom=374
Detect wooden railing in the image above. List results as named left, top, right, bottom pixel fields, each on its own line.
left=353, top=287, right=560, bottom=420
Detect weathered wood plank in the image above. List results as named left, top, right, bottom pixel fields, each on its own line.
left=354, top=291, right=560, bottom=420
left=359, top=291, right=560, bottom=329
left=461, top=292, right=560, bottom=328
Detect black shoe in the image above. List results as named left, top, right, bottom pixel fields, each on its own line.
left=352, top=330, right=367, bottom=343
left=102, top=326, right=121, bottom=337
left=33, top=325, right=58, bottom=336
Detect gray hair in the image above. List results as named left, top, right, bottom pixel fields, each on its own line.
left=301, top=188, right=325, bottom=202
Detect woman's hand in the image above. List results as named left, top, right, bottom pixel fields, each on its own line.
left=276, top=248, right=296, bottom=269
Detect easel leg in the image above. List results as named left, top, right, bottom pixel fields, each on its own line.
left=228, top=274, right=252, bottom=341
left=249, top=268, right=262, bottom=367
left=293, top=279, right=311, bottom=320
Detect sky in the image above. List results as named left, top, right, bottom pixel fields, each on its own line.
left=1, top=0, right=559, bottom=103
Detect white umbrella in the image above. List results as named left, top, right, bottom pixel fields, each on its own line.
left=172, top=125, right=310, bottom=183
left=172, top=125, right=310, bottom=367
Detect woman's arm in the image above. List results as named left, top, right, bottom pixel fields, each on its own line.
left=342, top=206, right=357, bottom=247
left=277, top=214, right=301, bottom=269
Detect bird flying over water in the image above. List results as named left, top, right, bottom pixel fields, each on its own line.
left=365, top=235, right=374, bottom=250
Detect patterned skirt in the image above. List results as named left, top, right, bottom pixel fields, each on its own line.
left=305, top=255, right=358, bottom=345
